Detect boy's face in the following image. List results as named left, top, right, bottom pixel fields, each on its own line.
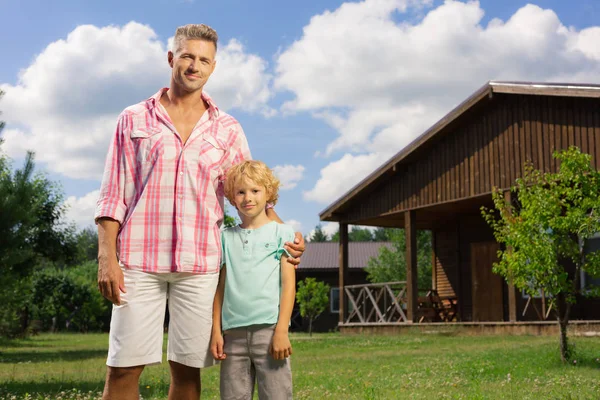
left=232, top=177, right=269, bottom=219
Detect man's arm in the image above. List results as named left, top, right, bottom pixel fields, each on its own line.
left=95, top=113, right=130, bottom=305
left=266, top=208, right=305, bottom=266
left=270, top=255, right=296, bottom=360
left=210, top=267, right=227, bottom=360
left=97, top=218, right=125, bottom=305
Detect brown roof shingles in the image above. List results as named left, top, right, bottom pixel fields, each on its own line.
left=298, top=242, right=392, bottom=270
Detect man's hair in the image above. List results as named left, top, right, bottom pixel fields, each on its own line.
left=224, top=161, right=280, bottom=207
left=173, top=24, right=219, bottom=53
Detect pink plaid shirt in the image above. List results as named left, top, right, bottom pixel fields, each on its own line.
left=95, top=88, right=251, bottom=273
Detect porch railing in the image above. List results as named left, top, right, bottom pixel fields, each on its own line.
left=343, top=281, right=408, bottom=324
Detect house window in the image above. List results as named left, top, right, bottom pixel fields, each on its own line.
left=522, top=234, right=600, bottom=297
left=330, top=287, right=354, bottom=314
left=330, top=288, right=340, bottom=313
left=582, top=236, right=600, bottom=290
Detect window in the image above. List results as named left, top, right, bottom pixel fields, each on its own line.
left=330, top=288, right=340, bottom=313
left=582, top=236, right=600, bottom=291
left=330, top=287, right=354, bottom=314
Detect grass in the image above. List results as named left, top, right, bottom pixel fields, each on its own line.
left=0, top=332, right=599, bottom=399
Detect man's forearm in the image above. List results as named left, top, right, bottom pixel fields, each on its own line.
left=266, top=208, right=284, bottom=224
left=97, top=218, right=120, bottom=260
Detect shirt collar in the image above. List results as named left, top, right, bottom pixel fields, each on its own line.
left=149, top=88, right=220, bottom=118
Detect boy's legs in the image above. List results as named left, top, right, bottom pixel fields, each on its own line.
left=166, top=272, right=220, bottom=399
left=220, top=327, right=255, bottom=399
left=250, top=325, right=292, bottom=400
left=103, top=268, right=168, bottom=399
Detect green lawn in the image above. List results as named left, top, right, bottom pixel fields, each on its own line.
left=0, top=332, right=599, bottom=399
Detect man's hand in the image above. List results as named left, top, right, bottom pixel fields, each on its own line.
left=270, top=330, right=292, bottom=360
left=210, top=331, right=227, bottom=360
left=97, top=255, right=126, bottom=305
left=284, top=232, right=305, bottom=268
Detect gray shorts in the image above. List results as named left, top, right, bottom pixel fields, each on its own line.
left=220, top=325, right=292, bottom=400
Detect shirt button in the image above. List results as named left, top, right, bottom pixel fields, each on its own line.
left=179, top=171, right=184, bottom=175
left=244, top=240, right=248, bottom=244
left=179, top=194, right=183, bottom=199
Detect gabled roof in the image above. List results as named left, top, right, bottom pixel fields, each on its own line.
left=320, top=81, right=600, bottom=221
left=299, top=242, right=392, bottom=270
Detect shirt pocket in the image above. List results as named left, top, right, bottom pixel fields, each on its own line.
left=199, top=135, right=226, bottom=169
left=254, top=240, right=279, bottom=260
left=131, top=129, right=163, bottom=163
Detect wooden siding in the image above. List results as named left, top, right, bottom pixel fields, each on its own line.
left=343, top=94, right=600, bottom=223
left=434, top=226, right=459, bottom=299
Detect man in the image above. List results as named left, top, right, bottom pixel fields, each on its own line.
left=95, top=24, right=305, bottom=400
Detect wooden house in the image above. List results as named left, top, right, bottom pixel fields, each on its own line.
left=319, top=81, right=600, bottom=334
left=292, top=242, right=391, bottom=332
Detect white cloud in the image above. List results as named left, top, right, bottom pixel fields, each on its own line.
left=207, top=39, right=274, bottom=116
left=273, top=164, right=305, bottom=190
left=277, top=0, right=600, bottom=205
left=284, top=219, right=303, bottom=233
left=1, top=22, right=272, bottom=180
left=64, top=190, right=100, bottom=230
left=303, top=153, right=383, bottom=204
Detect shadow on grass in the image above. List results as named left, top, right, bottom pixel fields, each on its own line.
left=0, top=338, right=56, bottom=349
left=0, top=381, right=105, bottom=396
left=0, top=349, right=107, bottom=364
left=0, top=380, right=172, bottom=399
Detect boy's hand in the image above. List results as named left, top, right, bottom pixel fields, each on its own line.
left=270, top=330, right=292, bottom=360
left=210, top=331, right=226, bottom=360
left=284, top=232, right=305, bottom=268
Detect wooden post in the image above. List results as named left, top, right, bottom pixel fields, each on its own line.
left=405, top=210, right=418, bottom=322
left=339, top=222, right=349, bottom=325
left=504, top=190, right=518, bottom=322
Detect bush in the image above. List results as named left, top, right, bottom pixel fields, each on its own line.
left=30, top=262, right=110, bottom=333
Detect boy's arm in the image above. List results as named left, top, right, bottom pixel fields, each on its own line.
left=210, top=267, right=227, bottom=360
left=270, top=255, right=296, bottom=360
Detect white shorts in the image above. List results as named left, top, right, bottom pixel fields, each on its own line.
left=106, top=268, right=219, bottom=368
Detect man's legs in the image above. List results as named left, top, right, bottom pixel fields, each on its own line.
left=103, top=365, right=145, bottom=400
left=169, top=361, right=201, bottom=400
left=103, top=269, right=168, bottom=399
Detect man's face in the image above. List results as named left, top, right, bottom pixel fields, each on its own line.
left=169, top=39, right=216, bottom=93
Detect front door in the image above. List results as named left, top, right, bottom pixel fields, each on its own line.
left=471, top=241, right=504, bottom=321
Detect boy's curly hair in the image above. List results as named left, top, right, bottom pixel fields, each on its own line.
left=224, top=160, right=280, bottom=207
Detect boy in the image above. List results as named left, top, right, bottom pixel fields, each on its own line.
left=211, top=160, right=295, bottom=400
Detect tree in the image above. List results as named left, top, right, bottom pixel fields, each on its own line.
left=372, top=227, right=391, bottom=241
left=296, top=278, right=330, bottom=336
left=0, top=151, right=78, bottom=274
left=223, top=207, right=238, bottom=228
left=331, top=226, right=375, bottom=242
left=366, top=229, right=432, bottom=290
left=75, top=227, right=99, bottom=264
left=0, top=145, right=79, bottom=337
left=482, top=147, right=600, bottom=363
left=309, top=224, right=329, bottom=242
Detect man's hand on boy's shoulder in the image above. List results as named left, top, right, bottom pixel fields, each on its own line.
left=284, top=232, right=305, bottom=268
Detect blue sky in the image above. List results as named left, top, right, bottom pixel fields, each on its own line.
left=2, top=0, right=600, bottom=238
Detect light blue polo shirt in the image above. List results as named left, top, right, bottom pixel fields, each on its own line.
left=220, top=221, right=295, bottom=331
